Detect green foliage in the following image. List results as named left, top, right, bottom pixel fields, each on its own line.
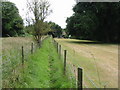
left=34, top=21, right=51, bottom=35
left=19, top=37, right=75, bottom=88
left=2, top=1, right=24, bottom=37
left=66, top=2, right=120, bottom=42
left=24, top=25, right=34, bottom=36
left=48, top=21, right=62, bottom=38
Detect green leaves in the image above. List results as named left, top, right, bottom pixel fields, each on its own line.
left=48, top=22, right=62, bottom=38
left=2, top=1, right=24, bottom=37
left=66, top=2, right=119, bottom=42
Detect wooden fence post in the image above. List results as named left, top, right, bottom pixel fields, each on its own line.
left=59, top=45, right=61, bottom=58
left=57, top=42, right=58, bottom=53
left=78, top=67, right=83, bottom=90
left=64, top=50, right=67, bottom=75
left=22, top=46, right=24, bottom=65
left=31, top=43, right=34, bottom=54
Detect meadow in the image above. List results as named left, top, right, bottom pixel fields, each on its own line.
left=2, top=37, right=35, bottom=87
left=55, top=38, right=118, bottom=88
left=2, top=37, right=76, bottom=88
left=2, top=36, right=118, bottom=88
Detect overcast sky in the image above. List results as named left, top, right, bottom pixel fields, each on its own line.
left=9, top=0, right=76, bottom=28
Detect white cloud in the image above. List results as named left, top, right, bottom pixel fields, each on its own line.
left=8, top=0, right=76, bottom=28
left=47, top=0, right=76, bottom=28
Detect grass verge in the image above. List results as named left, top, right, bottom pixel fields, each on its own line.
left=8, top=37, right=76, bottom=88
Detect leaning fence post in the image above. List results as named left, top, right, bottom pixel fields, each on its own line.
left=78, top=67, right=83, bottom=90
left=22, top=46, right=24, bottom=65
left=64, top=50, right=67, bottom=75
left=31, top=43, right=34, bottom=54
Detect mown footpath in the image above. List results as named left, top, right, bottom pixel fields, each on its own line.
left=14, top=37, right=76, bottom=88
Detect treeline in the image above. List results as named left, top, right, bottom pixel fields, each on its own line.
left=66, top=2, right=120, bottom=42
left=48, top=22, right=62, bottom=38
left=2, top=1, right=24, bottom=37
left=25, top=21, right=63, bottom=38
left=2, top=1, right=63, bottom=38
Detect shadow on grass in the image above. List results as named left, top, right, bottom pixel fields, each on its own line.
left=65, top=39, right=119, bottom=45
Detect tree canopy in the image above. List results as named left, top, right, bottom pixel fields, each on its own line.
left=2, top=1, right=24, bottom=37
left=66, top=2, right=120, bottom=42
left=48, top=21, right=62, bottom=38
left=26, top=0, right=52, bottom=46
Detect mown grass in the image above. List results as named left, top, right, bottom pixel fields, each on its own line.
left=2, top=37, right=76, bottom=88
left=55, top=38, right=118, bottom=88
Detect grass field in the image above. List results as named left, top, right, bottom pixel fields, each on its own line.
left=55, top=38, right=118, bottom=88
left=2, top=37, right=76, bottom=88
left=2, top=37, right=36, bottom=88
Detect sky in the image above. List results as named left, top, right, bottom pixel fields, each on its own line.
left=8, top=0, right=76, bottom=28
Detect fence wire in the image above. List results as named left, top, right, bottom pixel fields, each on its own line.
left=2, top=36, right=48, bottom=86
left=54, top=39, right=100, bottom=88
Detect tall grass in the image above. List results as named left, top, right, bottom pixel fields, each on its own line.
left=2, top=37, right=37, bottom=88
left=16, top=37, right=76, bottom=88
left=2, top=37, right=76, bottom=88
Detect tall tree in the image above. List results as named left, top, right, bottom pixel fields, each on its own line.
left=66, top=2, right=120, bottom=42
left=48, top=22, right=62, bottom=38
left=27, top=0, right=52, bottom=46
left=2, top=1, right=24, bottom=37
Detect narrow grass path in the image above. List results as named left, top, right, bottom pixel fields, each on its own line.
left=15, top=37, right=75, bottom=88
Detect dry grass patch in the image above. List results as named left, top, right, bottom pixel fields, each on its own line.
left=55, top=38, right=118, bottom=88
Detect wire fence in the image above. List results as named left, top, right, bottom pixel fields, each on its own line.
left=2, top=36, right=48, bottom=87
left=2, top=36, right=102, bottom=88
left=52, top=38, right=101, bottom=88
